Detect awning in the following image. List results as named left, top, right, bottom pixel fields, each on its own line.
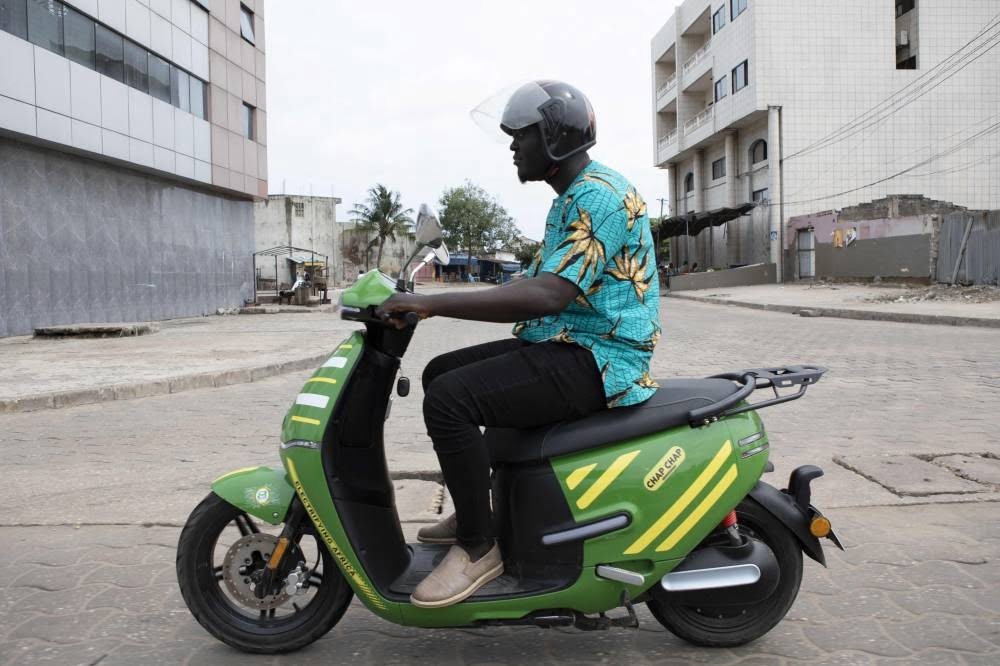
left=661, top=203, right=757, bottom=237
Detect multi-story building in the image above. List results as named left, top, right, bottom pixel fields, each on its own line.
left=0, top=0, right=267, bottom=337
left=651, top=0, right=999, bottom=280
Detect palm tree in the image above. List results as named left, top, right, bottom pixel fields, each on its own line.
left=350, top=185, right=413, bottom=271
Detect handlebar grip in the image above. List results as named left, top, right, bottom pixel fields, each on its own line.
left=404, top=312, right=420, bottom=326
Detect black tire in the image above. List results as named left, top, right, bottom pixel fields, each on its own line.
left=646, top=497, right=803, bottom=647
left=176, top=493, right=353, bottom=654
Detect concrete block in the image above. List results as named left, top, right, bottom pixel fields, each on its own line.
left=168, top=374, right=217, bottom=393
left=0, top=394, right=56, bottom=414
left=211, top=368, right=252, bottom=387
left=835, top=454, right=991, bottom=497
left=52, top=387, right=115, bottom=409
left=249, top=363, right=282, bottom=382
left=934, top=454, right=1000, bottom=487
left=112, top=381, right=170, bottom=401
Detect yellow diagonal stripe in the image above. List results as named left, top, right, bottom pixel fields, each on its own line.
left=305, top=377, right=338, bottom=385
left=623, top=440, right=733, bottom=555
left=291, top=415, right=321, bottom=426
left=566, top=463, right=597, bottom=490
left=656, top=464, right=739, bottom=552
left=339, top=344, right=353, bottom=349
left=576, top=450, right=640, bottom=510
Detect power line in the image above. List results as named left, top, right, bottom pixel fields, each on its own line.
left=782, top=120, right=1000, bottom=206
left=783, top=14, right=1000, bottom=163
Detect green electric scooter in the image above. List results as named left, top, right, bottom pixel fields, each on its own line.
left=176, top=206, right=842, bottom=653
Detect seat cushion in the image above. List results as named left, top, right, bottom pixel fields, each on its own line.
left=485, top=378, right=740, bottom=465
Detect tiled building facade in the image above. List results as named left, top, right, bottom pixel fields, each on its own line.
left=0, top=0, right=267, bottom=336
left=651, top=0, right=999, bottom=279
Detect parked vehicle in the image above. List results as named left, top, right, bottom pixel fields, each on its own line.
left=176, top=206, right=842, bottom=653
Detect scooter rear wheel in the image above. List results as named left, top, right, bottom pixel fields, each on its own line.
left=176, top=492, right=353, bottom=653
left=646, top=497, right=803, bottom=647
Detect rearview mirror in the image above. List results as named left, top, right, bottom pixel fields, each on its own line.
left=433, top=241, right=450, bottom=266
left=415, top=204, right=443, bottom=246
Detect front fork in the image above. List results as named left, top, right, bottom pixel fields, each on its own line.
left=256, top=497, right=308, bottom=598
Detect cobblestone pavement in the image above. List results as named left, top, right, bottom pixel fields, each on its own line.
left=1, top=299, right=998, bottom=662
left=1, top=504, right=998, bottom=665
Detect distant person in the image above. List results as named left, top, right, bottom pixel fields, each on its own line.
left=681, top=261, right=690, bottom=275
left=691, top=262, right=700, bottom=273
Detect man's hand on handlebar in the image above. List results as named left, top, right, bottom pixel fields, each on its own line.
left=376, top=293, right=431, bottom=329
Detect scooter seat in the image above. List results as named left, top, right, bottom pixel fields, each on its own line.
left=485, top=378, right=740, bottom=464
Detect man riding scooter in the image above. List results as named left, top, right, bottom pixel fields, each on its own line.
left=377, top=80, right=661, bottom=608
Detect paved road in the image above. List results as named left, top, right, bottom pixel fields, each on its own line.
left=1, top=299, right=998, bottom=663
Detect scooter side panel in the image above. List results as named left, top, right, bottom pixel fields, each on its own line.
left=280, top=331, right=364, bottom=445
left=211, top=466, right=293, bottom=526
left=549, top=414, right=769, bottom=569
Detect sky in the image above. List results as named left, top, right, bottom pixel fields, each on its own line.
left=264, top=0, right=681, bottom=242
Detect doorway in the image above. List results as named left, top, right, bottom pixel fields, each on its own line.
left=797, top=229, right=815, bottom=279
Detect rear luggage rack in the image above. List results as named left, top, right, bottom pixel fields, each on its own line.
left=688, top=365, right=827, bottom=426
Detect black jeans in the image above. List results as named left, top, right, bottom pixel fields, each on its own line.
left=422, top=339, right=607, bottom=552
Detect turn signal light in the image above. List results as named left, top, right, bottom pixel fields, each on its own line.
left=810, top=516, right=832, bottom=538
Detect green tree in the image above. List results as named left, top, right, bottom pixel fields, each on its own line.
left=350, top=184, right=414, bottom=270
left=439, top=182, right=518, bottom=275
left=513, top=240, right=540, bottom=267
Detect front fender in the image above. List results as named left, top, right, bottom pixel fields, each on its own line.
left=212, top=466, right=293, bottom=525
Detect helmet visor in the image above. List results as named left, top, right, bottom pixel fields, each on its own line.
left=470, top=81, right=544, bottom=144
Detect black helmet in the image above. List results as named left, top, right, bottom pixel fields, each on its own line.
left=499, top=81, right=597, bottom=162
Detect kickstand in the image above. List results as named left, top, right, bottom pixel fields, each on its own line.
left=615, top=591, right=639, bottom=629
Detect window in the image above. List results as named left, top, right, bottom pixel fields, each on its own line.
left=714, top=76, right=728, bottom=102
left=124, top=40, right=148, bottom=92
left=730, top=0, right=747, bottom=20
left=27, top=0, right=63, bottom=55
left=1, top=0, right=29, bottom=40
left=712, top=157, right=726, bottom=180
left=732, top=60, right=748, bottom=93
left=63, top=6, right=95, bottom=68
left=752, top=188, right=769, bottom=202
left=712, top=6, right=725, bottom=34
left=242, top=102, right=255, bottom=139
left=239, top=4, right=254, bottom=43
left=148, top=53, right=171, bottom=102
left=294, top=203, right=305, bottom=217
left=95, top=24, right=123, bottom=82
left=896, top=0, right=915, bottom=17
left=750, top=139, right=767, bottom=164
left=897, top=55, right=917, bottom=69
left=171, top=66, right=190, bottom=111
left=190, top=78, right=206, bottom=119
left=684, top=172, right=694, bottom=193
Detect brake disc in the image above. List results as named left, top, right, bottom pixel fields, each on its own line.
left=221, top=533, right=291, bottom=610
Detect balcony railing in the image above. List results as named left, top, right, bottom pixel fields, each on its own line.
left=682, top=41, right=711, bottom=75
left=683, top=106, right=714, bottom=133
left=656, top=74, right=677, bottom=100
left=657, top=129, right=678, bottom=151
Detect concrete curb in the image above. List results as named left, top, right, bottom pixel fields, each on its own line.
left=667, top=293, right=1000, bottom=328
left=0, top=353, right=330, bottom=415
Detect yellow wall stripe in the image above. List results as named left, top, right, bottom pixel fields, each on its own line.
left=305, top=377, right=338, bottom=385
left=566, top=463, right=597, bottom=490
left=576, top=450, right=640, bottom=509
left=657, top=464, right=739, bottom=552
left=623, top=440, right=733, bottom=554
left=291, top=415, right=321, bottom=426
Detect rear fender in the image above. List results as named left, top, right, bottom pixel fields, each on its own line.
left=748, top=480, right=830, bottom=566
left=211, top=466, right=293, bottom=526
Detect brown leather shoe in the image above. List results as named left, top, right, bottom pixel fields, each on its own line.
left=416, top=513, right=458, bottom=544
left=410, top=543, right=503, bottom=608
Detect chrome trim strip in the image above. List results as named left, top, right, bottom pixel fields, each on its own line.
left=741, top=442, right=770, bottom=459
left=596, top=565, right=645, bottom=586
left=541, top=514, right=629, bottom=546
left=661, top=564, right=761, bottom=592
left=280, top=440, right=320, bottom=450
left=738, top=432, right=764, bottom=447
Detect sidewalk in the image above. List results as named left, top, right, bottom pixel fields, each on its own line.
left=666, top=282, right=1000, bottom=328
left=0, top=284, right=494, bottom=414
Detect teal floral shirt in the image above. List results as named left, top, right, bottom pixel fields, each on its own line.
left=514, top=161, right=661, bottom=408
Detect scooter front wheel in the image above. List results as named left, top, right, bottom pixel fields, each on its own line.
left=646, top=497, right=803, bottom=647
left=176, top=492, right=353, bottom=653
